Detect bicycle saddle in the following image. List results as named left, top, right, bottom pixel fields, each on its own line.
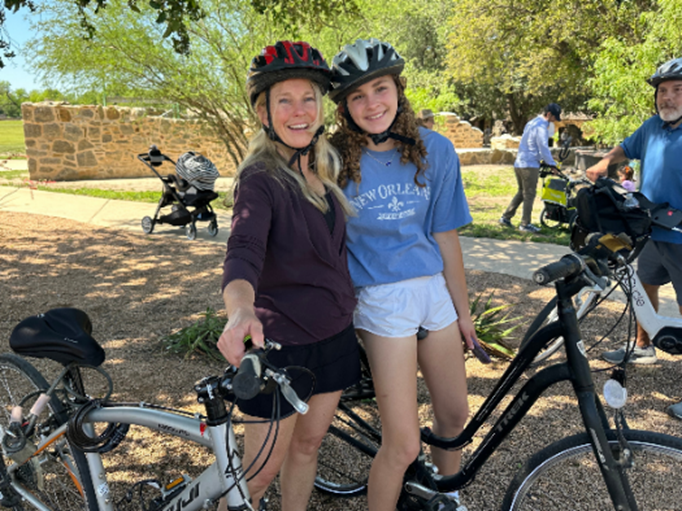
left=10, top=308, right=105, bottom=367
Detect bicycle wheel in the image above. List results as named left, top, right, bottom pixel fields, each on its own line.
left=314, top=400, right=380, bottom=496
left=520, top=285, right=601, bottom=365
left=0, top=354, right=99, bottom=510
left=540, top=206, right=562, bottom=229
left=503, top=429, right=682, bottom=510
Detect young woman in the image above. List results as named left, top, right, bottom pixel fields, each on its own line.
left=329, top=38, right=477, bottom=511
left=217, top=41, right=358, bottom=511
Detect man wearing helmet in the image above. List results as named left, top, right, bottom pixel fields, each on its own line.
left=217, top=41, right=359, bottom=510
left=330, top=38, right=477, bottom=511
left=586, top=56, right=682, bottom=420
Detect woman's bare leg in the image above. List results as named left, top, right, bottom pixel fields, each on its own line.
left=280, top=391, right=343, bottom=511
left=360, top=330, right=421, bottom=511
left=417, top=321, right=469, bottom=476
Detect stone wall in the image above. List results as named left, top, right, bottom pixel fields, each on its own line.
left=436, top=113, right=484, bottom=149
left=490, top=135, right=521, bottom=150
left=21, top=102, right=238, bottom=181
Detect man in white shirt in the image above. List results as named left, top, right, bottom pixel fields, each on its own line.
left=500, top=103, right=561, bottom=233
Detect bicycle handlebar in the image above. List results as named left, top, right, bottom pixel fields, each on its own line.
left=232, top=352, right=264, bottom=400
left=533, top=254, right=585, bottom=285
left=227, top=341, right=309, bottom=415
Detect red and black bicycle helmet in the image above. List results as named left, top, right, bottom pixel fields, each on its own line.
left=247, top=41, right=331, bottom=107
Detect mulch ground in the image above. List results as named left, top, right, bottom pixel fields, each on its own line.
left=1, top=211, right=681, bottom=510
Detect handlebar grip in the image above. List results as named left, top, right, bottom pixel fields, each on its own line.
left=232, top=352, right=263, bottom=400
left=533, top=255, right=583, bottom=285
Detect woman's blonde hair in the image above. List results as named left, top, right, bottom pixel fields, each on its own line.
left=236, top=81, right=353, bottom=215
left=330, top=75, right=428, bottom=189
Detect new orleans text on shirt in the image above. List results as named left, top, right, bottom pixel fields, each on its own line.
left=349, top=182, right=431, bottom=221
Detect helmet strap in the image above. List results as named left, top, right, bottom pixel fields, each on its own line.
left=342, top=101, right=415, bottom=146
left=663, top=114, right=682, bottom=129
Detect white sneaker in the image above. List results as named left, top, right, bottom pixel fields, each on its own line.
left=602, top=343, right=658, bottom=365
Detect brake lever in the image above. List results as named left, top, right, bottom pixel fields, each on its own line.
left=267, top=370, right=309, bottom=415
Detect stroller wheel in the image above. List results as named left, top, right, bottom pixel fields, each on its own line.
left=540, top=206, right=562, bottom=230
left=207, top=219, right=219, bottom=237
left=186, top=223, right=197, bottom=241
left=141, top=216, right=154, bottom=234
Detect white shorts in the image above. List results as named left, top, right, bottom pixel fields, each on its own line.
left=354, top=273, right=458, bottom=338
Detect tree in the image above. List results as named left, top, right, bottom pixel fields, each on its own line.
left=1, top=0, right=204, bottom=69
left=445, top=0, right=656, bottom=134
left=585, top=0, right=682, bottom=144
left=25, top=0, right=369, bottom=168
left=0, top=80, right=26, bottom=117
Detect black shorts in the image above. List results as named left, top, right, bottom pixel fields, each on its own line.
left=234, top=323, right=360, bottom=419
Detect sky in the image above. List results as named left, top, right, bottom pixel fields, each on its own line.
left=1, top=9, right=41, bottom=92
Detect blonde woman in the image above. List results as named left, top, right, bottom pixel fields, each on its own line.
left=217, top=41, right=358, bottom=511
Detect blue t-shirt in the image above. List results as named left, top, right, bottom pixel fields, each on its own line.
left=342, top=128, right=473, bottom=287
left=621, top=115, right=682, bottom=244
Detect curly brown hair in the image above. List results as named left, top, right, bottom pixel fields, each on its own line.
left=330, top=75, right=428, bottom=189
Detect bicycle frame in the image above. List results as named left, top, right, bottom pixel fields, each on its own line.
left=618, top=264, right=682, bottom=338
left=6, top=406, right=250, bottom=511
left=417, top=274, right=637, bottom=510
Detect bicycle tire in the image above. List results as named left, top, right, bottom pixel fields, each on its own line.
left=314, top=401, right=380, bottom=497
left=503, top=429, right=682, bottom=511
left=0, top=354, right=99, bottom=510
left=520, top=286, right=600, bottom=365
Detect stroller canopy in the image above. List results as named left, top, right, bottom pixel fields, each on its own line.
left=175, top=152, right=220, bottom=191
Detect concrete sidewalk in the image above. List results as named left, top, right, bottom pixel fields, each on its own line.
left=0, top=182, right=678, bottom=316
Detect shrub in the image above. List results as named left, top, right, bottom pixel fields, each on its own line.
left=162, top=307, right=227, bottom=361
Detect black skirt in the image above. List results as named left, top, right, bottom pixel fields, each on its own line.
left=234, top=323, right=360, bottom=419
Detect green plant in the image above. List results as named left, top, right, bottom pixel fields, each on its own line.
left=469, top=293, right=521, bottom=360
left=162, top=307, right=227, bottom=361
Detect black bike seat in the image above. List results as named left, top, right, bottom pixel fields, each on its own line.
left=10, top=308, right=105, bottom=367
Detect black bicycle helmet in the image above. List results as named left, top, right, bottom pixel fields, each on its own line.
left=247, top=41, right=331, bottom=107
left=648, top=56, right=682, bottom=127
left=647, top=56, right=682, bottom=88
left=329, top=38, right=405, bottom=104
left=330, top=39, right=413, bottom=146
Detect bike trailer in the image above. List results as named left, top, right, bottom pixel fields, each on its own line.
left=541, top=177, right=568, bottom=206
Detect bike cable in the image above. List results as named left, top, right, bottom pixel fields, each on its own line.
left=66, top=399, right=130, bottom=453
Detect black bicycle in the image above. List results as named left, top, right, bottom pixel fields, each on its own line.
left=314, top=234, right=682, bottom=511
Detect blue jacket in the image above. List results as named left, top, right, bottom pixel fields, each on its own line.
left=514, top=115, right=556, bottom=168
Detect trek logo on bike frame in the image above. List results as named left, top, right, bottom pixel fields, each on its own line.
left=163, top=482, right=200, bottom=511
left=495, top=392, right=529, bottom=434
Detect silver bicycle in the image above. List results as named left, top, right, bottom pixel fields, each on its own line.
left=0, top=310, right=308, bottom=511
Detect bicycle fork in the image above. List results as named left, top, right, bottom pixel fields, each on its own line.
left=558, top=289, right=638, bottom=511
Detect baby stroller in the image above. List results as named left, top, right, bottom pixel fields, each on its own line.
left=138, top=145, right=220, bottom=240
left=538, top=137, right=590, bottom=230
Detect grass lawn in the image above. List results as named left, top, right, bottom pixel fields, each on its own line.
left=35, top=186, right=233, bottom=210
left=0, top=120, right=25, bottom=156
left=1, top=161, right=572, bottom=244
left=460, top=165, right=573, bottom=246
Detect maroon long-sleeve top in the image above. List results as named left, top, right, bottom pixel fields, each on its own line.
left=222, top=164, right=356, bottom=346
